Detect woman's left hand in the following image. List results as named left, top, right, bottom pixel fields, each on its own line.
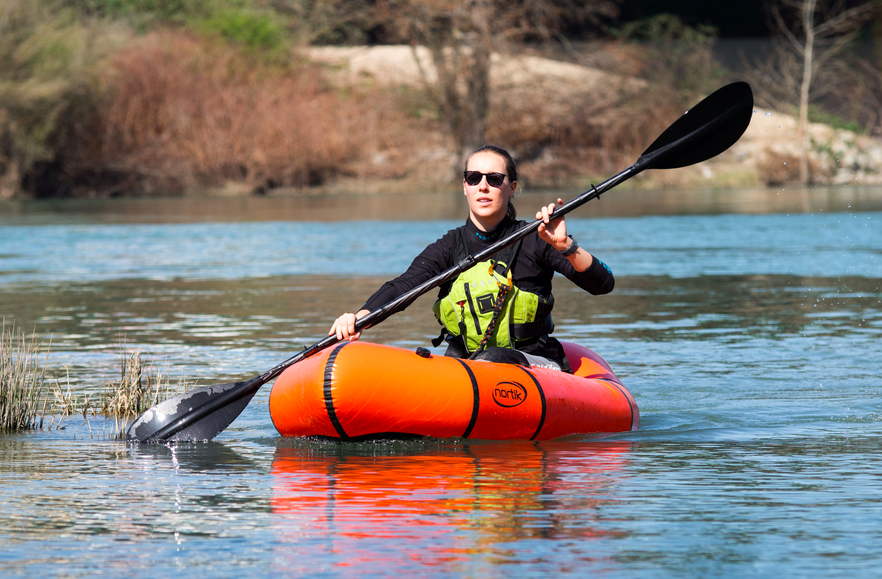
left=536, top=198, right=571, bottom=252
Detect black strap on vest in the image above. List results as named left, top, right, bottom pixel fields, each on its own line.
left=433, top=224, right=522, bottom=349
left=460, top=226, right=521, bottom=358
left=468, top=253, right=518, bottom=358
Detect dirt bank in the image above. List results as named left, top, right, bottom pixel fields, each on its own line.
left=301, top=46, right=882, bottom=191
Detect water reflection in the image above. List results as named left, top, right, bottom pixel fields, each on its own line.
left=270, top=439, right=632, bottom=573
left=128, top=440, right=260, bottom=472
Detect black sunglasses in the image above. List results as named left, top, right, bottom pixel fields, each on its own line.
left=463, top=171, right=508, bottom=187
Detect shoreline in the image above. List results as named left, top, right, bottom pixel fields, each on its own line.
left=4, top=184, right=881, bottom=226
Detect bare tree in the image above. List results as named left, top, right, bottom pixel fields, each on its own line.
left=374, top=0, right=619, bottom=169
left=768, top=0, right=878, bottom=183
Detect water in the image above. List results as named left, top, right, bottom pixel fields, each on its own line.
left=1, top=187, right=881, bottom=577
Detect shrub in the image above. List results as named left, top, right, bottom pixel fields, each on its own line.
left=199, top=9, right=284, bottom=51
left=0, top=0, right=126, bottom=198
left=83, top=31, right=359, bottom=193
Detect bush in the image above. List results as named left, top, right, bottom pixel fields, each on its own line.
left=84, top=31, right=359, bottom=193
left=611, top=14, right=728, bottom=108
left=69, top=0, right=197, bottom=30
left=199, top=9, right=284, bottom=51
left=0, top=0, right=119, bottom=198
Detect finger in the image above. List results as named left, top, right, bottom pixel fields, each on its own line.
left=339, top=319, right=348, bottom=340
left=332, top=315, right=350, bottom=339
left=541, top=204, right=552, bottom=223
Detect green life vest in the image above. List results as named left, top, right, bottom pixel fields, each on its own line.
left=432, top=226, right=553, bottom=354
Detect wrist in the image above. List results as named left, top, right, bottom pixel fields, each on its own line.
left=559, top=235, right=579, bottom=257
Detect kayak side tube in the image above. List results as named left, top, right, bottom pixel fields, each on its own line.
left=269, top=341, right=638, bottom=440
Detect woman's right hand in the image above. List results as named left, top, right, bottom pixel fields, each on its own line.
left=329, top=309, right=370, bottom=341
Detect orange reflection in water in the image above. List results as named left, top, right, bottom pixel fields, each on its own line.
left=271, top=440, right=633, bottom=574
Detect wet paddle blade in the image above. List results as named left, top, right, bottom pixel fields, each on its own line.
left=638, top=81, right=754, bottom=170
left=126, top=379, right=260, bottom=442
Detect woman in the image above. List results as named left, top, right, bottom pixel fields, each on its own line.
left=329, top=145, right=614, bottom=372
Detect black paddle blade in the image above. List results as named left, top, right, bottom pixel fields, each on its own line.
left=638, top=81, right=754, bottom=171
left=126, top=380, right=260, bottom=443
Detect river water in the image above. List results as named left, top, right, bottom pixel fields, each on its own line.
left=1, top=186, right=881, bottom=577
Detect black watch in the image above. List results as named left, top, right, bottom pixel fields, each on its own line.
left=560, top=236, right=579, bottom=257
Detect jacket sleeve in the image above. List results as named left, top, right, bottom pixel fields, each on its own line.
left=547, top=245, right=615, bottom=295
left=361, top=231, right=455, bottom=312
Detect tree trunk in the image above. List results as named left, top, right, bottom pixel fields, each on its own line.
left=799, top=0, right=816, bottom=185
left=459, top=40, right=490, bottom=161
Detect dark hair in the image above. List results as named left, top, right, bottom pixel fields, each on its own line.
left=465, top=145, right=518, bottom=220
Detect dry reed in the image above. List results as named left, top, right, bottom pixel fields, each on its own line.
left=99, top=348, right=184, bottom=438
left=0, top=321, right=49, bottom=432
left=1, top=321, right=185, bottom=437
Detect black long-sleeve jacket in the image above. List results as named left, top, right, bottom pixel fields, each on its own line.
left=363, top=216, right=614, bottom=314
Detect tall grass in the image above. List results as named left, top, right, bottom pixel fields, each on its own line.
left=50, top=347, right=185, bottom=438
left=1, top=317, right=184, bottom=437
left=100, top=348, right=184, bottom=437
left=0, top=322, right=49, bottom=432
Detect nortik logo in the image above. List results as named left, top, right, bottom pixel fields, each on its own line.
left=492, top=381, right=527, bottom=408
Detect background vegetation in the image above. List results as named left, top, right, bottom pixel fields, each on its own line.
left=1, top=0, right=880, bottom=198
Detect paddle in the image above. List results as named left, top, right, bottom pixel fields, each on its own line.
left=126, top=81, right=754, bottom=443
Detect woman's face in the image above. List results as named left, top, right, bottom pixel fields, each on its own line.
left=463, top=151, right=516, bottom=231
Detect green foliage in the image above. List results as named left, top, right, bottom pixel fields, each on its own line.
left=77, top=0, right=291, bottom=52
left=0, top=0, right=118, bottom=197
left=272, top=0, right=374, bottom=45
left=611, top=13, right=716, bottom=43
left=199, top=8, right=284, bottom=50
left=612, top=13, right=726, bottom=103
left=69, top=0, right=202, bottom=28
left=808, top=106, right=865, bottom=134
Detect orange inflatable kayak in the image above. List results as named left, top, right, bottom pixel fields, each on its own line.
left=269, top=341, right=638, bottom=440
